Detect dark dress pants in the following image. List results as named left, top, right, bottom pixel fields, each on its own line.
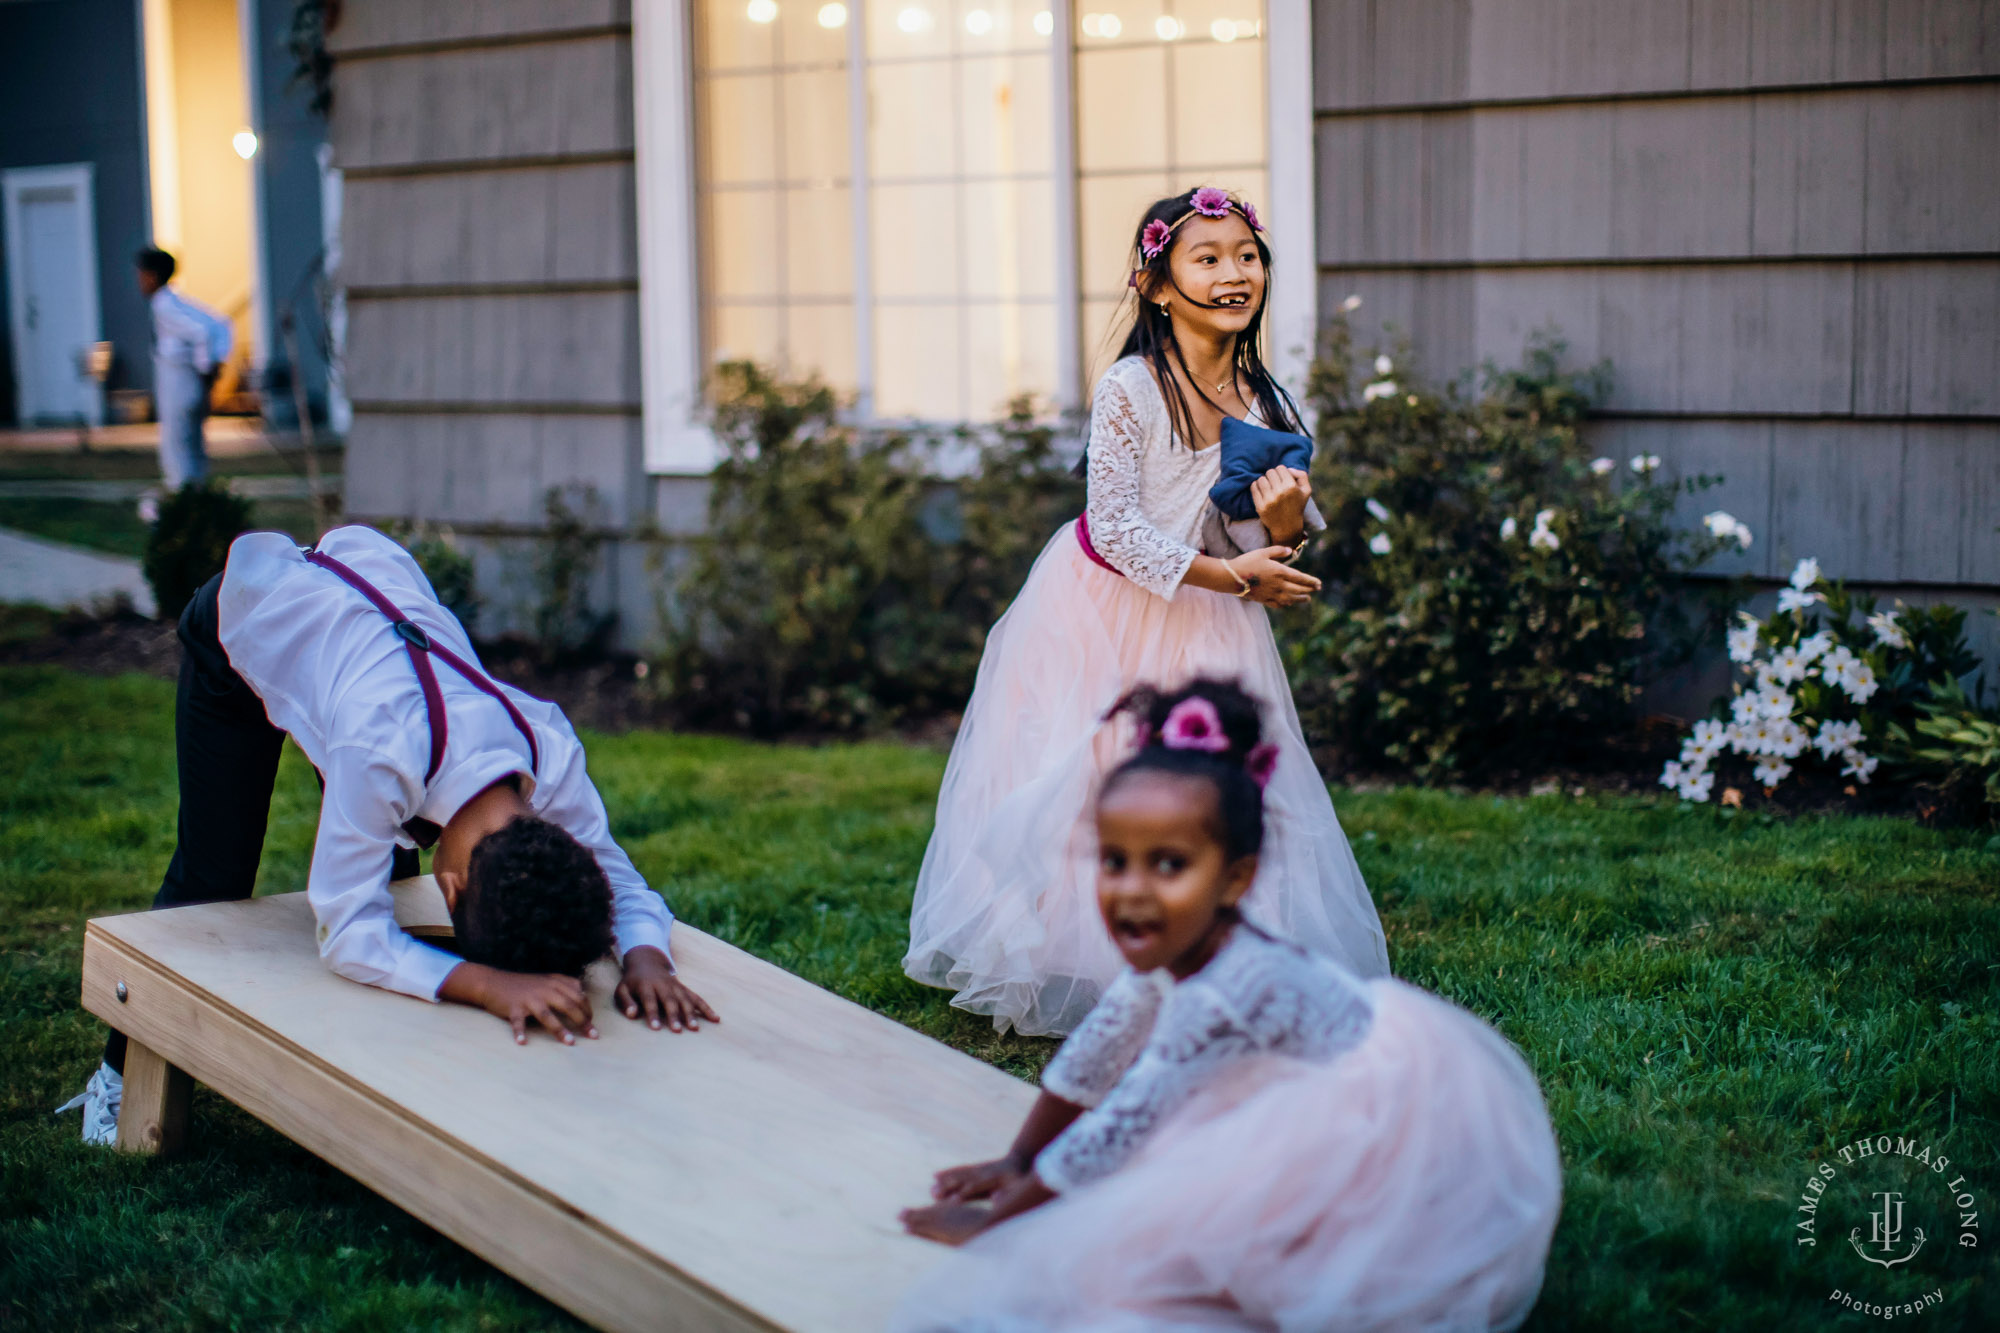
left=103, top=572, right=420, bottom=1072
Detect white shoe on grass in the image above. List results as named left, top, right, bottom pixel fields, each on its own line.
left=54, top=1062, right=123, bottom=1146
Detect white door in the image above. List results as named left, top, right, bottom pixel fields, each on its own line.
left=4, top=163, right=104, bottom=425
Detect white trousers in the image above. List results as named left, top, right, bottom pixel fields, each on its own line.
left=153, top=357, right=209, bottom=491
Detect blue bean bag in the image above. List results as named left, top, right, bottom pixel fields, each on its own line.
left=1209, top=416, right=1314, bottom=521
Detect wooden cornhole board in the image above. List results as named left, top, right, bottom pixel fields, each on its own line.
left=80, top=879, right=1035, bottom=1332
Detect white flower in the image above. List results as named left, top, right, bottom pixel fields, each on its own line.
left=1680, top=737, right=1716, bottom=766
left=1676, top=769, right=1715, bottom=803
left=1534, top=508, right=1556, bottom=527
left=1743, top=719, right=1778, bottom=754
left=1373, top=354, right=1394, bottom=376
left=1500, top=516, right=1518, bottom=541
left=1368, top=532, right=1392, bottom=556
left=1730, top=693, right=1762, bottom=727
left=1361, top=380, right=1398, bottom=402
left=1776, top=587, right=1824, bottom=614
left=1867, top=610, right=1909, bottom=650
left=1724, top=721, right=1752, bottom=753
left=1822, top=644, right=1858, bottom=675
left=1590, top=457, right=1616, bottom=476
left=1772, top=720, right=1809, bottom=758
left=1365, top=497, right=1391, bottom=522
left=1754, top=684, right=1794, bottom=720
left=1703, top=511, right=1754, bottom=550
left=1660, top=759, right=1685, bottom=790
left=1789, top=557, right=1821, bottom=590
left=1840, top=750, right=1879, bottom=783
left=1340, top=294, right=1363, bottom=313
left=1842, top=661, right=1879, bottom=704
left=1752, top=757, right=1793, bottom=787
left=1814, top=718, right=1863, bottom=758
left=1726, top=623, right=1761, bottom=664
left=1797, top=631, right=1832, bottom=663
left=1692, top=719, right=1728, bottom=751
left=1770, top=646, right=1810, bottom=684
left=1630, top=454, right=1661, bottom=474
left=1529, top=524, right=1561, bottom=552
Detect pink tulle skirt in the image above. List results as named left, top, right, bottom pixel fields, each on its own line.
left=891, top=979, right=1564, bottom=1332
left=905, top=524, right=1390, bottom=1036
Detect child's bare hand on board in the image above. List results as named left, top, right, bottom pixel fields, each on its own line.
left=930, top=1155, right=1027, bottom=1203
left=442, top=962, right=596, bottom=1045
left=899, top=1201, right=992, bottom=1247
left=616, top=945, right=720, bottom=1032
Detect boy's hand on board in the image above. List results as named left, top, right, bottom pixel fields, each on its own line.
left=441, top=962, right=597, bottom=1046
left=616, top=945, right=721, bottom=1033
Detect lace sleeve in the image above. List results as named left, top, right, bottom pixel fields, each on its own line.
left=1034, top=988, right=1254, bottom=1193
left=1033, top=932, right=1375, bottom=1194
left=1084, top=370, right=1199, bottom=600
left=1040, top=969, right=1165, bottom=1108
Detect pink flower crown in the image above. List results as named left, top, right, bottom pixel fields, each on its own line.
left=1147, top=696, right=1279, bottom=789
left=1132, top=188, right=1265, bottom=282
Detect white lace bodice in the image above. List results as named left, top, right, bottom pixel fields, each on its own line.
left=1083, top=357, right=1226, bottom=600
left=1035, top=924, right=1375, bottom=1192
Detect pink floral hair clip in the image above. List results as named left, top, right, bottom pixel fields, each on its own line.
left=1136, top=189, right=1266, bottom=266
left=1150, top=697, right=1281, bottom=789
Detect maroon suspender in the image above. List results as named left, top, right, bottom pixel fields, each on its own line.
left=303, top=548, right=540, bottom=783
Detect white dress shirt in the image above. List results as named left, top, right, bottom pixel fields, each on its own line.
left=215, top=525, right=674, bottom=1001
left=150, top=286, right=232, bottom=375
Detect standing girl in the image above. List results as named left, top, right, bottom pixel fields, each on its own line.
left=905, top=188, right=1389, bottom=1036
left=896, top=681, right=1562, bottom=1331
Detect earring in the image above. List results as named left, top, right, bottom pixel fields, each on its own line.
left=1159, top=301, right=1170, bottom=317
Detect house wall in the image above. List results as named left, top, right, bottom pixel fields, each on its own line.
left=1312, top=0, right=2000, bottom=634
left=328, top=0, right=677, bottom=644
left=0, top=0, right=155, bottom=423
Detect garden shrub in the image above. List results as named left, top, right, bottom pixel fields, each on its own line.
left=1658, top=560, right=1984, bottom=809
left=1890, top=672, right=2000, bottom=825
left=536, top=487, right=615, bottom=663
left=661, top=361, right=1079, bottom=733
left=142, top=479, right=254, bottom=621
left=391, top=524, right=479, bottom=631
left=1285, top=316, right=1731, bottom=779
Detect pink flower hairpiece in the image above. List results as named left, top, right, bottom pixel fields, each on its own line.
left=1159, top=697, right=1229, bottom=752
left=1135, top=190, right=1267, bottom=267
left=1245, top=742, right=1279, bottom=789
left=1149, top=698, right=1281, bottom=789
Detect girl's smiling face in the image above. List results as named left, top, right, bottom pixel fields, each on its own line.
left=1149, top=212, right=1266, bottom=340
left=1095, top=770, right=1257, bottom=977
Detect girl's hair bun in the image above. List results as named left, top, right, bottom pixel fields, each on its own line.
left=1103, top=678, right=1273, bottom=860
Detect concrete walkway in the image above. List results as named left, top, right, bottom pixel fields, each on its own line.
left=0, top=527, right=156, bottom=616
left=0, top=475, right=340, bottom=501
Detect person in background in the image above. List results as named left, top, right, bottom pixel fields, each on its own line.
left=135, top=246, right=232, bottom=502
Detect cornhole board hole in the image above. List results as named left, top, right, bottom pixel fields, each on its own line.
left=80, top=878, right=1035, bottom=1332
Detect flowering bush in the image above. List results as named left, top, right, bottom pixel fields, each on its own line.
left=1660, top=559, right=1980, bottom=803
left=1285, top=313, right=1732, bottom=777
left=1888, top=673, right=2000, bottom=824
left=659, top=361, right=1080, bottom=733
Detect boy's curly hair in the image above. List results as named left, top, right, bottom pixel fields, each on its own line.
left=455, top=816, right=615, bottom=977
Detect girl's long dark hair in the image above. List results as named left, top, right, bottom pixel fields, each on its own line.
left=1111, top=187, right=1307, bottom=451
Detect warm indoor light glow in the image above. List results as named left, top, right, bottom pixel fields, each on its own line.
left=1154, top=15, right=1182, bottom=39
left=746, top=0, right=779, bottom=23
left=817, top=1, right=847, bottom=25
left=1032, top=9, right=1053, bottom=35
left=1080, top=12, right=1122, bottom=38
left=964, top=7, right=993, bottom=35
left=896, top=5, right=932, bottom=32
left=231, top=129, right=258, bottom=159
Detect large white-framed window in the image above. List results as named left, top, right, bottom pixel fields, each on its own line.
left=635, top=0, right=1313, bottom=471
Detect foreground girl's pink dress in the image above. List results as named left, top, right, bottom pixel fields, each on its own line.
left=904, top=357, right=1390, bottom=1036
left=893, top=926, right=1563, bottom=1332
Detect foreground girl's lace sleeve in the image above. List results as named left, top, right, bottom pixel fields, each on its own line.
left=1040, top=970, right=1165, bottom=1108
left=1084, top=370, right=1199, bottom=600
left=1034, top=938, right=1373, bottom=1193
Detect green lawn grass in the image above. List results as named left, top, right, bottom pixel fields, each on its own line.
left=2, top=666, right=1994, bottom=1330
